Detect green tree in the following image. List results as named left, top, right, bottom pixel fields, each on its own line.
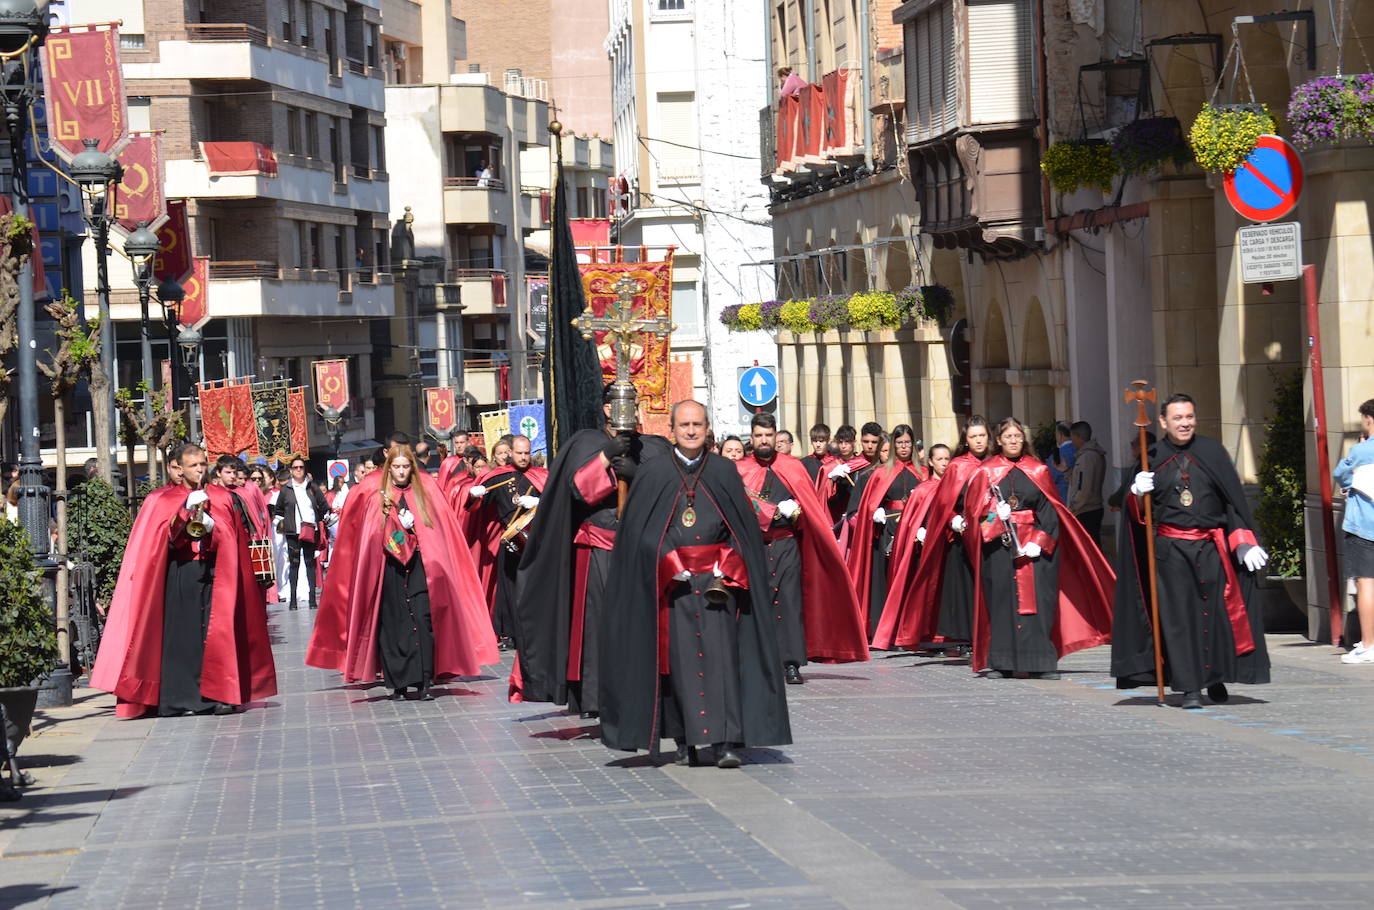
left=0, top=521, right=56, bottom=688
left=1255, top=370, right=1306, bottom=577
left=68, top=477, right=132, bottom=608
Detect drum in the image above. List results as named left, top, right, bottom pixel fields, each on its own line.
left=501, top=509, right=537, bottom=554
left=249, top=539, right=275, bottom=584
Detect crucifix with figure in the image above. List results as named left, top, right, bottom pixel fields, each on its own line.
left=572, top=273, right=675, bottom=432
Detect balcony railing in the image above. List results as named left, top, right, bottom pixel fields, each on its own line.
left=208, top=260, right=279, bottom=280
left=185, top=23, right=269, bottom=45
left=445, top=176, right=506, bottom=191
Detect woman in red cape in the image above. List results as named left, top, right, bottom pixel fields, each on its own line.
left=956, top=418, right=1114, bottom=675
left=92, top=474, right=277, bottom=719
left=874, top=417, right=992, bottom=653
left=306, top=444, right=499, bottom=694
left=846, top=427, right=928, bottom=639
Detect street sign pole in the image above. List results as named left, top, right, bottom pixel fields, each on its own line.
left=1304, top=264, right=1344, bottom=647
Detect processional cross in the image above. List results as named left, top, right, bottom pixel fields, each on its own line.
left=572, top=274, right=675, bottom=432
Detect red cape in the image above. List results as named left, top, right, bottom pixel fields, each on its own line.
left=958, top=455, right=1115, bottom=671
left=845, top=461, right=925, bottom=620
left=91, top=484, right=278, bottom=718
left=461, top=464, right=549, bottom=611
left=875, top=472, right=944, bottom=626
left=816, top=455, right=873, bottom=522
left=873, top=453, right=987, bottom=649
left=437, top=455, right=465, bottom=496
left=736, top=454, right=869, bottom=663
left=306, top=470, right=499, bottom=682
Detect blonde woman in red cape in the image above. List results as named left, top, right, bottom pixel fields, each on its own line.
left=307, top=444, right=499, bottom=700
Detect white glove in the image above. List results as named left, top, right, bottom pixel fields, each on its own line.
left=186, top=489, right=209, bottom=509
left=1241, top=545, right=1268, bottom=572
left=1130, top=471, right=1155, bottom=495
left=198, top=513, right=215, bottom=533
left=995, top=501, right=1012, bottom=521
left=712, top=561, right=724, bottom=578
left=777, top=498, right=800, bottom=520
left=1020, top=541, right=1042, bottom=558
left=827, top=463, right=851, bottom=480
left=873, top=507, right=887, bottom=523
left=517, top=494, right=540, bottom=509
left=673, top=570, right=692, bottom=581
left=916, top=527, right=927, bottom=544
left=469, top=485, right=487, bottom=498
left=398, top=508, right=415, bottom=530
left=950, top=515, right=967, bottom=533
left=273, top=515, right=284, bottom=530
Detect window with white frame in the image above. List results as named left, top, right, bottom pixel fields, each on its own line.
left=672, top=278, right=702, bottom=340
left=652, top=0, right=691, bottom=20
left=654, top=92, right=698, bottom=183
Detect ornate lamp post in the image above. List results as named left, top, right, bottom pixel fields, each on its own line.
left=69, top=137, right=123, bottom=477
left=153, top=275, right=185, bottom=428
left=176, top=322, right=202, bottom=442
left=124, top=223, right=161, bottom=436
left=0, top=0, right=50, bottom=556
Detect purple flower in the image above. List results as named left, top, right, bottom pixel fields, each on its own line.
left=718, top=304, right=742, bottom=328
left=1289, top=74, right=1374, bottom=148
left=758, top=299, right=784, bottom=329
left=807, top=294, right=851, bottom=330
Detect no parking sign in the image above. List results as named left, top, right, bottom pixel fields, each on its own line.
left=1223, top=135, right=1304, bottom=223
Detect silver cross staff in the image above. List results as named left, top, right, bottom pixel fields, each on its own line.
left=572, top=274, right=675, bottom=431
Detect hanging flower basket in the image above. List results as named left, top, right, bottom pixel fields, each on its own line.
left=778, top=298, right=815, bottom=333
left=724, top=288, right=945, bottom=333
left=1040, top=140, right=1119, bottom=194
left=918, top=284, right=955, bottom=326
left=757, top=299, right=784, bottom=330
left=1187, top=103, right=1276, bottom=174
left=1287, top=74, right=1374, bottom=149
left=807, top=294, right=852, bottom=331
left=1112, top=116, right=1193, bottom=176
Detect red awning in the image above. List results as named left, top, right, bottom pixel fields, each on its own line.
left=200, top=142, right=279, bottom=177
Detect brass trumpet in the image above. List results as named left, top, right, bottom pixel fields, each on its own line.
left=186, top=501, right=210, bottom=539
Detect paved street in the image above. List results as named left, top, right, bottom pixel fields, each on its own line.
left=4, top=604, right=1374, bottom=910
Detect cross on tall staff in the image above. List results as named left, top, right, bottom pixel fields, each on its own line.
left=572, top=274, right=675, bottom=432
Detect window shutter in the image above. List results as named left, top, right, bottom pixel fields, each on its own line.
left=656, top=92, right=698, bottom=181
left=967, top=0, right=1035, bottom=125
left=905, top=3, right=957, bottom=144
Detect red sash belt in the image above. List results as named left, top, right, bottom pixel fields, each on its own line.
left=762, top=525, right=795, bottom=543
left=1156, top=524, right=1256, bottom=655
left=568, top=523, right=619, bottom=680
left=654, top=544, right=749, bottom=673
left=979, top=510, right=1040, bottom=614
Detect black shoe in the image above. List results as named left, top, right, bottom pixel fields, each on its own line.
left=1206, top=683, right=1229, bottom=704
left=1034, top=671, right=1061, bottom=680
left=212, top=703, right=236, bottom=716
left=579, top=711, right=599, bottom=719
left=417, top=689, right=435, bottom=701
left=1180, top=691, right=1203, bottom=709
left=989, top=669, right=1014, bottom=678
left=391, top=689, right=407, bottom=701
left=715, top=745, right=742, bottom=769
left=673, top=740, right=698, bottom=767
left=288, top=604, right=298, bottom=611
left=497, top=636, right=513, bottom=651
left=784, top=663, right=804, bottom=685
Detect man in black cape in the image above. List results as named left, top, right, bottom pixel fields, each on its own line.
left=1112, top=393, right=1271, bottom=708
left=513, top=389, right=670, bottom=716
left=597, top=400, right=791, bottom=768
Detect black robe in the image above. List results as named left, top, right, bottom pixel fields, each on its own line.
left=975, top=465, right=1060, bottom=673
left=800, top=454, right=823, bottom=484
left=1112, top=434, right=1270, bottom=691
left=597, top=450, right=791, bottom=753
left=477, top=470, right=540, bottom=639
left=377, top=491, right=435, bottom=691
left=514, top=429, right=669, bottom=710
left=856, top=468, right=919, bottom=637
left=753, top=465, right=806, bottom=666
left=160, top=541, right=215, bottom=716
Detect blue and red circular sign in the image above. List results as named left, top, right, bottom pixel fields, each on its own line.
left=1223, top=134, right=1304, bottom=222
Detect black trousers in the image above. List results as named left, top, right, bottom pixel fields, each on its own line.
left=287, top=536, right=318, bottom=608
left=1076, top=509, right=1104, bottom=550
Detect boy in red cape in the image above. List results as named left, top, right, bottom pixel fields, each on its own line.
left=91, top=444, right=277, bottom=718
left=735, top=414, right=868, bottom=684
left=307, top=443, right=499, bottom=690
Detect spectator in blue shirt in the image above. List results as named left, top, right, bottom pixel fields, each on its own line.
left=1047, top=420, right=1075, bottom=502
left=1335, top=398, right=1374, bottom=664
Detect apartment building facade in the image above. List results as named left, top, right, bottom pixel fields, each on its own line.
left=608, top=0, right=776, bottom=435
left=65, top=0, right=394, bottom=463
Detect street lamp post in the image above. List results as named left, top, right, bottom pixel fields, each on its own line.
left=154, top=275, right=185, bottom=433
left=176, top=323, right=202, bottom=442
left=0, top=0, right=50, bottom=557
left=69, top=137, right=123, bottom=482
left=124, top=222, right=161, bottom=474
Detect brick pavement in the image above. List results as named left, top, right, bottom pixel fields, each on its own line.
left=3, top=607, right=1374, bottom=909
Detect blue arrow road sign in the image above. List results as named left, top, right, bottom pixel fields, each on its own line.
left=738, top=366, right=778, bottom=407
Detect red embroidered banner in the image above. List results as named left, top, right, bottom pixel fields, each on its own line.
left=570, top=218, right=612, bottom=249
left=775, top=94, right=799, bottom=167
left=177, top=257, right=210, bottom=330
left=822, top=69, right=850, bottom=152
left=798, top=83, right=823, bottom=157
left=641, top=356, right=694, bottom=438
left=200, top=142, right=279, bottom=177
left=425, top=387, right=458, bottom=435
left=288, top=387, right=310, bottom=458
left=199, top=379, right=257, bottom=458
left=155, top=199, right=193, bottom=284
left=578, top=255, right=675, bottom=415
left=41, top=25, right=129, bottom=161
left=312, top=359, right=350, bottom=412
left=114, top=133, right=167, bottom=233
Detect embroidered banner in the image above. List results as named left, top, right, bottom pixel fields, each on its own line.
left=507, top=399, right=547, bottom=455
left=288, top=387, right=309, bottom=458
left=114, top=132, right=167, bottom=232
left=199, top=379, right=257, bottom=458
left=480, top=409, right=510, bottom=449
left=578, top=256, right=675, bottom=415
left=177, top=256, right=210, bottom=330
left=425, top=387, right=458, bottom=435
left=41, top=24, right=129, bottom=161
left=312, top=359, right=350, bottom=412
left=252, top=382, right=293, bottom=461
left=642, top=356, right=694, bottom=439
left=155, top=199, right=193, bottom=284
